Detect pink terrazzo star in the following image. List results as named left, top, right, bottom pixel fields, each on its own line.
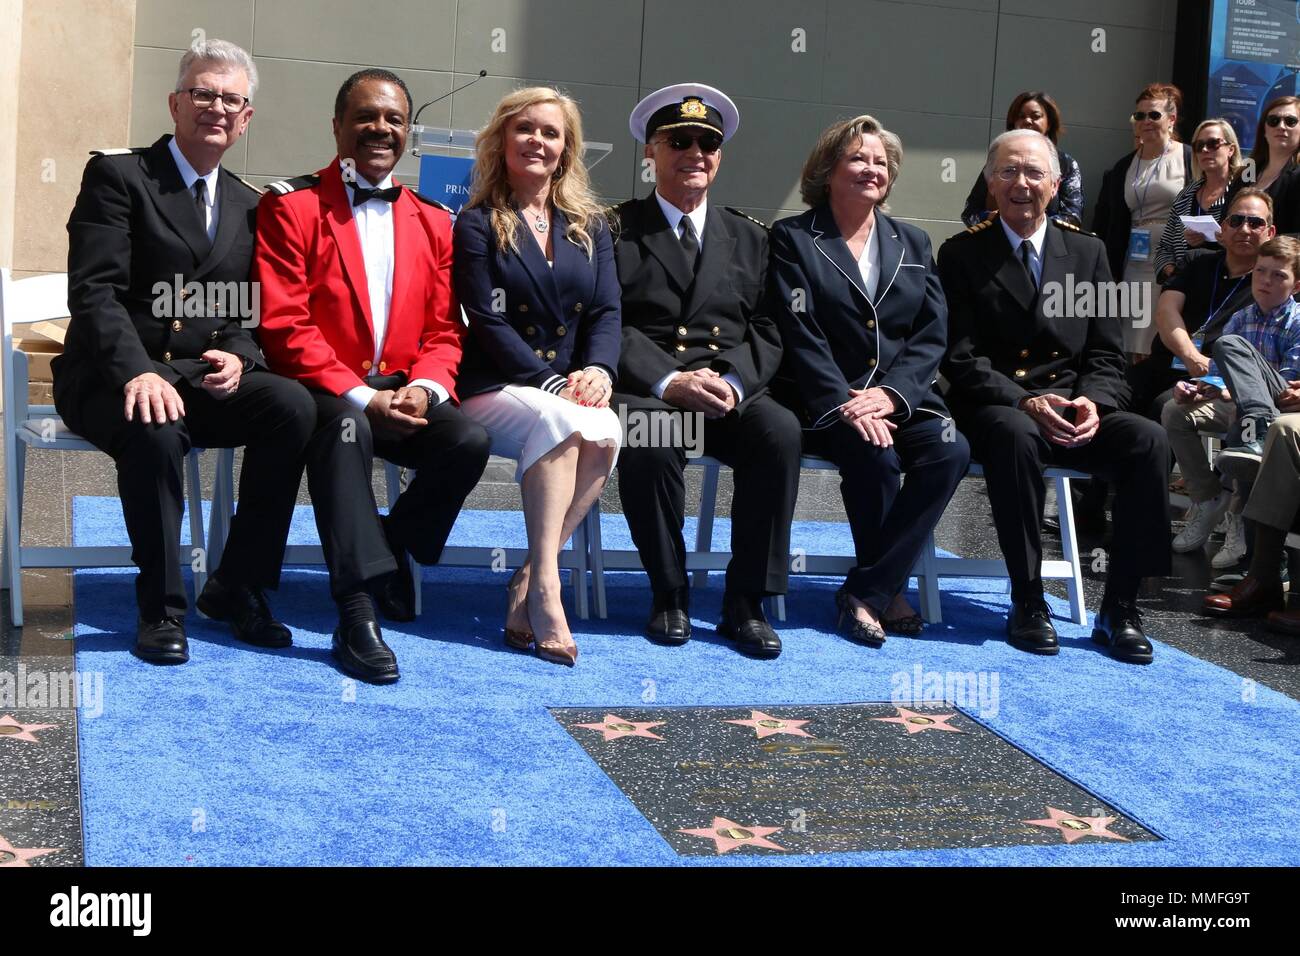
left=677, top=817, right=787, bottom=854
left=871, top=706, right=963, bottom=734
left=0, top=833, right=59, bottom=867
left=0, top=714, right=56, bottom=744
left=723, top=709, right=814, bottom=739
left=1023, top=806, right=1130, bottom=843
left=574, top=714, right=665, bottom=741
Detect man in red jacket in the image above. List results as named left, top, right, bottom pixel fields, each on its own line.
left=254, top=69, right=490, bottom=683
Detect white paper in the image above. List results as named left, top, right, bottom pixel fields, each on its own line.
left=1180, top=215, right=1221, bottom=241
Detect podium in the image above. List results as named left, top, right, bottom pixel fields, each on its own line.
left=394, top=125, right=613, bottom=213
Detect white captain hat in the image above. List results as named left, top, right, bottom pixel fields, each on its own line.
left=628, top=82, right=739, bottom=144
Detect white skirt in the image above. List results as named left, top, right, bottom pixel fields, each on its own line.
left=460, top=384, right=622, bottom=482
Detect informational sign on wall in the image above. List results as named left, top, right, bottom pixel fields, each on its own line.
left=1207, top=0, right=1300, bottom=151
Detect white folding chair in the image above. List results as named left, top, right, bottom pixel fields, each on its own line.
left=1, top=268, right=232, bottom=626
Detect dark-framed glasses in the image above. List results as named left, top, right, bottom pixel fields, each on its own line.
left=1193, top=138, right=1228, bottom=152
left=181, top=87, right=251, bottom=112
left=994, top=164, right=1049, bottom=184
left=1226, top=213, right=1268, bottom=230
left=661, top=131, right=723, bottom=154
left=1266, top=114, right=1300, bottom=128
left=1131, top=110, right=1165, bottom=122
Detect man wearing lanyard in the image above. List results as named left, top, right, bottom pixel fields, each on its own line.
left=254, top=69, right=491, bottom=683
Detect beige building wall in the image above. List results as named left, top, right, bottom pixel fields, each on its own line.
left=3, top=0, right=135, bottom=278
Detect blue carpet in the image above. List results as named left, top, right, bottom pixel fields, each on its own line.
left=70, top=496, right=1300, bottom=865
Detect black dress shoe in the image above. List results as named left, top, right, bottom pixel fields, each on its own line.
left=332, top=620, right=400, bottom=684
left=1006, top=598, right=1058, bottom=655
left=646, top=587, right=691, bottom=645
left=197, top=575, right=292, bottom=648
left=373, top=517, right=417, bottom=623
left=133, top=617, right=189, bottom=665
left=718, top=593, right=781, bottom=659
left=1091, top=600, right=1153, bottom=664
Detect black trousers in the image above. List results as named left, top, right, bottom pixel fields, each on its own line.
left=805, top=414, right=970, bottom=612
left=56, top=369, right=317, bottom=620
left=614, top=392, right=802, bottom=597
left=955, top=403, right=1171, bottom=593
left=303, top=392, right=490, bottom=598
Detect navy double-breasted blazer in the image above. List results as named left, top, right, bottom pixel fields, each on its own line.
left=453, top=204, right=621, bottom=399
left=768, top=205, right=951, bottom=428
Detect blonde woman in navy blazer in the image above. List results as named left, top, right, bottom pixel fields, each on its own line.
left=770, top=115, right=970, bottom=646
left=454, top=87, right=622, bottom=666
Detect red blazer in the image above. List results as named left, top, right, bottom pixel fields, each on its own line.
left=253, top=160, right=464, bottom=400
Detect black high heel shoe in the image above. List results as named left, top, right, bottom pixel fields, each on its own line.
left=835, top=588, right=885, bottom=648
left=882, top=611, right=924, bottom=637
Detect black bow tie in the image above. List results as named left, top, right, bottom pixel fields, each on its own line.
left=352, top=184, right=402, bottom=206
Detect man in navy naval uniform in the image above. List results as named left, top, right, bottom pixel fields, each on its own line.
left=938, top=129, right=1170, bottom=664
left=610, top=83, right=802, bottom=659
left=53, top=40, right=315, bottom=665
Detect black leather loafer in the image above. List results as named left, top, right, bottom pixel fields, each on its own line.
left=133, top=617, right=189, bottom=665
left=1006, top=598, right=1059, bottom=655
left=197, top=576, right=292, bottom=648
left=332, top=620, right=400, bottom=684
left=646, top=587, right=691, bottom=645
left=1091, top=600, right=1154, bottom=665
left=718, top=594, right=781, bottom=659
left=373, top=517, right=417, bottom=623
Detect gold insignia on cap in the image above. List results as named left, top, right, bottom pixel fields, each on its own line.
left=680, top=97, right=708, bottom=119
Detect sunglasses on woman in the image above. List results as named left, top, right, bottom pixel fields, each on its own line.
left=661, top=131, right=723, bottom=153
left=1266, top=114, right=1300, bottom=128
left=1226, top=213, right=1268, bottom=229
left=1131, top=110, right=1165, bottom=122
left=1192, top=138, right=1228, bottom=152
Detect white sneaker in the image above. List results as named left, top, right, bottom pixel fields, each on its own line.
left=1173, top=491, right=1230, bottom=552
left=1212, top=512, right=1248, bottom=569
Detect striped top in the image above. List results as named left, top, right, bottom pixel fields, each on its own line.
left=1153, top=177, right=1227, bottom=283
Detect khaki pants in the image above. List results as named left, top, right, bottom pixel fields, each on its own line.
left=1161, top=396, right=1234, bottom=502
left=1244, top=414, right=1300, bottom=532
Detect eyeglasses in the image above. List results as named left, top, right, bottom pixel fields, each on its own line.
left=994, top=165, right=1049, bottom=184
left=180, top=87, right=250, bottom=112
left=660, top=131, right=723, bottom=154
left=1226, top=213, right=1269, bottom=230
left=1266, top=114, right=1300, bottom=128
left=1192, top=138, right=1228, bottom=152
left=1131, top=110, right=1165, bottom=122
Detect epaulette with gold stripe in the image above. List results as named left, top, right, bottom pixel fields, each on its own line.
left=1051, top=216, right=1093, bottom=236
left=725, top=206, right=769, bottom=230
left=89, top=147, right=144, bottom=157
left=230, top=173, right=265, bottom=196
left=964, top=212, right=998, bottom=234
left=410, top=191, right=455, bottom=214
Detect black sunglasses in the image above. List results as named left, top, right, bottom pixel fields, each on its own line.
left=1266, top=114, right=1300, bottom=128
left=1226, top=213, right=1268, bottom=229
left=1192, top=138, right=1228, bottom=152
left=1131, top=110, right=1165, bottom=122
left=661, top=131, right=723, bottom=154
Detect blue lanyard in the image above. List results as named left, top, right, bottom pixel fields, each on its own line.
left=1199, top=266, right=1248, bottom=335
left=1131, top=150, right=1164, bottom=220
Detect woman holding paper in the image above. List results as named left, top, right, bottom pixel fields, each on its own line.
left=1153, top=119, right=1242, bottom=284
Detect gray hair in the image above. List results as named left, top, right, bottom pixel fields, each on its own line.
left=176, top=39, right=259, bottom=101
left=983, top=129, right=1060, bottom=181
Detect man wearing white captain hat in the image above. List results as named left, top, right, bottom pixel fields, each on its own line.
left=610, top=83, right=801, bottom=659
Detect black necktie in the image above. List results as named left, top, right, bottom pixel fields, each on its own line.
left=679, top=217, right=700, bottom=272
left=1019, top=241, right=1037, bottom=289
left=193, top=179, right=208, bottom=228
left=352, top=185, right=402, bottom=206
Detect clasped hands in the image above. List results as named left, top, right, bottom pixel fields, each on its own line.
left=366, top=386, right=432, bottom=440
left=662, top=368, right=736, bottom=418
left=561, top=367, right=613, bottom=408
left=1019, top=393, right=1100, bottom=447
left=1176, top=377, right=1300, bottom=412
left=122, top=349, right=242, bottom=423
left=840, top=386, right=898, bottom=447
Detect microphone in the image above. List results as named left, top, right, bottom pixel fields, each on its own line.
left=413, top=70, right=488, bottom=126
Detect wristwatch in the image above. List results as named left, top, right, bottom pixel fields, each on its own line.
left=418, top=385, right=437, bottom=409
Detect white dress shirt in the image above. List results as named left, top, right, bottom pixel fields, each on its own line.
left=167, top=137, right=219, bottom=244
left=650, top=190, right=746, bottom=405
left=1000, top=215, right=1047, bottom=288
left=856, top=221, right=882, bottom=303
left=341, top=164, right=448, bottom=411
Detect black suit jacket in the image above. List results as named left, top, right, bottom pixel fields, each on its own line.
left=937, top=215, right=1127, bottom=414
left=610, top=195, right=782, bottom=404
left=54, top=135, right=267, bottom=418
left=453, top=203, right=621, bottom=399
left=768, top=205, right=949, bottom=427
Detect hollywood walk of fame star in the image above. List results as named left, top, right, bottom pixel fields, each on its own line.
left=0, top=833, right=59, bottom=867
left=871, top=706, right=963, bottom=734
left=573, top=714, right=665, bottom=741
left=0, top=714, right=56, bottom=744
left=1022, top=806, right=1130, bottom=844
left=677, top=816, right=787, bottom=854
left=724, top=709, right=815, bottom=739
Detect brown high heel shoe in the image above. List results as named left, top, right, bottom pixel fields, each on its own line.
left=534, top=635, right=578, bottom=667
left=504, top=567, right=534, bottom=650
